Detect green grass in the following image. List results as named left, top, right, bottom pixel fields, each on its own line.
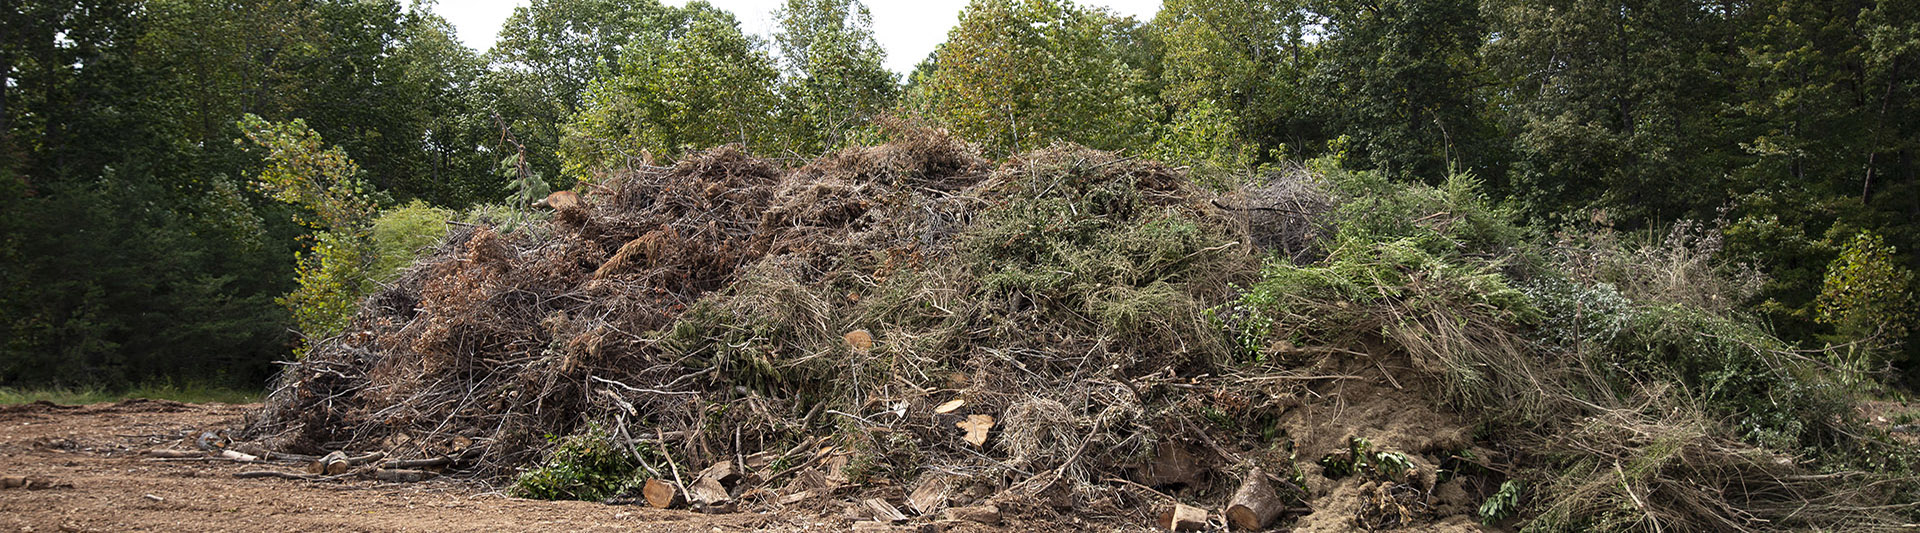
left=0, top=382, right=263, bottom=405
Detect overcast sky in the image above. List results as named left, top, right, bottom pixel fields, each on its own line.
left=436, top=0, right=1164, bottom=75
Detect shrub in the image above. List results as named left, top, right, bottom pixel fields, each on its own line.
left=1817, top=231, right=1916, bottom=351
left=370, top=201, right=454, bottom=281
left=512, top=423, right=648, bottom=501
left=1317, top=158, right=1526, bottom=258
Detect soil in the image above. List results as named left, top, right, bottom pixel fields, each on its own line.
left=0, top=400, right=1021, bottom=533
left=0, top=396, right=1510, bottom=533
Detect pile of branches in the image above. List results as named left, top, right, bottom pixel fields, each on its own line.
left=244, top=118, right=1262, bottom=505
left=244, top=121, right=1002, bottom=475
left=243, top=122, right=1917, bottom=531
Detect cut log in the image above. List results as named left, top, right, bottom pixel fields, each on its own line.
left=1, top=475, right=24, bottom=489
left=310, top=451, right=348, bottom=475
left=219, top=449, right=260, bottom=462
left=1158, top=503, right=1208, bottom=531
left=943, top=505, right=1001, bottom=525
left=535, top=190, right=580, bottom=211
left=344, top=452, right=386, bottom=466
left=1225, top=467, right=1285, bottom=530
left=145, top=449, right=200, bottom=459
left=643, top=478, right=684, bottom=509
left=862, top=498, right=908, bottom=523
left=373, top=469, right=433, bottom=483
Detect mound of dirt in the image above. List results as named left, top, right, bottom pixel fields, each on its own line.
left=244, top=124, right=1504, bottom=531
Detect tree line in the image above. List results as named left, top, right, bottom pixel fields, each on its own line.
left=2, top=0, right=1914, bottom=389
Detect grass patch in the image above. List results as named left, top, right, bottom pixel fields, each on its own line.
left=0, top=382, right=262, bottom=405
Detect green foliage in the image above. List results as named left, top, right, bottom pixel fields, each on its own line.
left=1522, top=277, right=1855, bottom=452
left=238, top=115, right=379, bottom=233
left=913, top=0, right=1157, bottom=156
left=773, top=0, right=899, bottom=154
left=1148, top=99, right=1257, bottom=185
left=512, top=423, right=647, bottom=501
left=1817, top=231, right=1916, bottom=344
left=1317, top=436, right=1416, bottom=482
left=1312, top=0, right=1496, bottom=180
left=1319, top=159, right=1524, bottom=256
left=1153, top=0, right=1318, bottom=164
left=483, top=0, right=691, bottom=184
left=369, top=201, right=454, bottom=281
left=239, top=115, right=380, bottom=346
left=1479, top=480, right=1524, bottom=525
left=561, top=5, right=782, bottom=175
left=500, top=149, right=552, bottom=233
left=1485, top=0, right=1737, bottom=224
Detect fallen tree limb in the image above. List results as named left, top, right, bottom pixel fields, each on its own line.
left=380, top=457, right=452, bottom=469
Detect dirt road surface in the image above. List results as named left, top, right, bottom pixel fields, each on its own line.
left=0, top=400, right=1018, bottom=533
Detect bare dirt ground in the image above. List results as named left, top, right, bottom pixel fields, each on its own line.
left=0, top=400, right=989, bottom=533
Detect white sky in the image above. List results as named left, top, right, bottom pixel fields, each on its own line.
left=435, top=0, right=1164, bottom=75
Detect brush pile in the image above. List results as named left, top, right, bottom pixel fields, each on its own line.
left=244, top=123, right=1919, bottom=531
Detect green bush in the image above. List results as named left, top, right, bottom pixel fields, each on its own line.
left=512, top=423, right=648, bottom=501
left=370, top=201, right=454, bottom=281
left=1817, top=231, right=1916, bottom=353
left=1522, top=277, right=1854, bottom=451
left=1316, top=158, right=1525, bottom=258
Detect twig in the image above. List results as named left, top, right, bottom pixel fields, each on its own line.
left=590, top=375, right=699, bottom=396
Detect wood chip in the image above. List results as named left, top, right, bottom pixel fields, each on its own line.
left=1157, top=503, right=1207, bottom=531
left=862, top=498, right=908, bottom=523
left=956, top=414, right=994, bottom=447
left=907, top=478, right=949, bottom=515
left=933, top=399, right=965, bottom=414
